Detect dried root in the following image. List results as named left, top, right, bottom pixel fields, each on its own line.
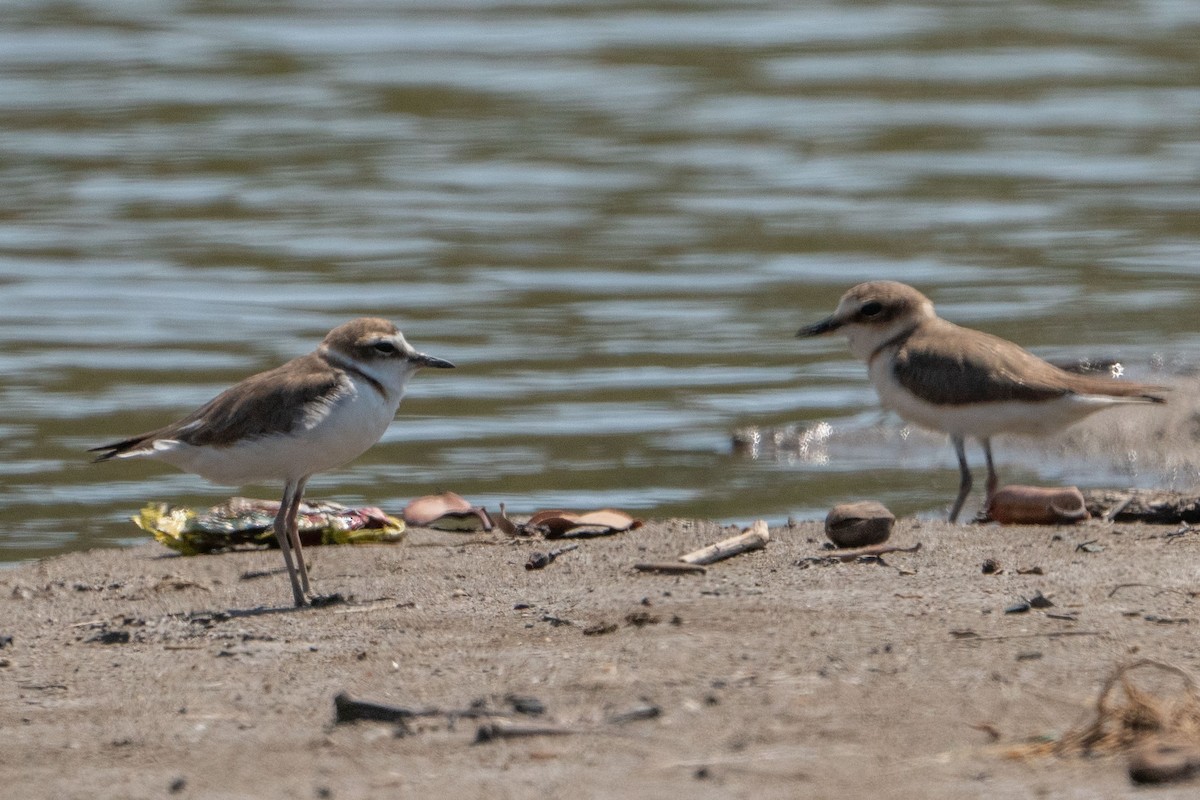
left=1012, top=660, right=1200, bottom=764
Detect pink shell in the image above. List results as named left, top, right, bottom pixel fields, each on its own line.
left=985, top=485, right=1089, bottom=525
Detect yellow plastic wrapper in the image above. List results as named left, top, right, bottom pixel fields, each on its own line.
left=132, top=497, right=406, bottom=556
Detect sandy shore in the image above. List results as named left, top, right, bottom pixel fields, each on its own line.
left=3, top=515, right=1199, bottom=799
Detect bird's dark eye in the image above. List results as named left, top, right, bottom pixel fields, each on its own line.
left=860, top=301, right=883, bottom=317
left=372, top=341, right=399, bottom=355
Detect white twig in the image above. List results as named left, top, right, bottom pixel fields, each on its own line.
left=680, top=520, right=770, bottom=565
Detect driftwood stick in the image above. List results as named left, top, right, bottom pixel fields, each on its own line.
left=680, top=520, right=770, bottom=565
left=827, top=541, right=922, bottom=562
left=474, top=720, right=577, bottom=744
left=525, top=543, right=579, bottom=570
left=953, top=630, right=1103, bottom=643
left=633, top=562, right=707, bottom=575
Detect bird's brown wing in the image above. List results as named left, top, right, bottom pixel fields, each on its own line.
left=91, top=353, right=347, bottom=459
left=892, top=319, right=1163, bottom=406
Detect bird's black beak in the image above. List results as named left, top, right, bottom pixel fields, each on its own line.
left=412, top=352, right=455, bottom=369
left=796, top=316, right=842, bottom=338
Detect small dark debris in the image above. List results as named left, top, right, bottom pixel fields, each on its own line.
left=542, top=614, right=572, bottom=627
left=1017, top=566, right=1045, bottom=575
left=1028, top=592, right=1054, bottom=609
left=1075, top=540, right=1104, bottom=553
left=1145, top=615, right=1192, bottom=625
left=1046, top=612, right=1079, bottom=622
left=1005, top=600, right=1032, bottom=615
left=333, top=692, right=416, bottom=730
left=168, top=777, right=187, bottom=794
left=1016, top=651, right=1043, bottom=661
left=513, top=603, right=531, bottom=610
left=670, top=615, right=683, bottom=626
left=73, top=581, right=123, bottom=592
left=695, top=767, right=711, bottom=780
left=608, top=703, right=661, bottom=724
left=950, top=629, right=979, bottom=639
left=582, top=622, right=618, bottom=636
left=316, top=787, right=333, bottom=800
left=506, top=694, right=545, bottom=716
left=240, top=569, right=281, bottom=581
left=0, top=635, right=12, bottom=649
left=309, top=593, right=346, bottom=608
left=525, top=543, right=578, bottom=570
left=981, top=559, right=1001, bottom=575
left=624, top=611, right=660, bottom=627
left=472, top=724, right=501, bottom=744
left=88, top=629, right=131, bottom=645
left=1129, top=737, right=1200, bottom=784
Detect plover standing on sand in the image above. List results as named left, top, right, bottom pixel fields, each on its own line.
left=798, top=281, right=1166, bottom=522
left=92, top=318, right=454, bottom=606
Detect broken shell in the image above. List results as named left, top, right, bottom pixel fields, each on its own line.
left=402, top=492, right=493, bottom=531
left=526, top=509, right=643, bottom=538
left=985, top=485, right=1089, bottom=525
left=824, top=501, right=894, bottom=548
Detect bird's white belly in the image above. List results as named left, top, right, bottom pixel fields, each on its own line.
left=866, top=356, right=1123, bottom=438
left=152, top=386, right=399, bottom=486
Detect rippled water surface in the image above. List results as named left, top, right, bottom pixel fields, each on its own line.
left=2, top=0, right=1198, bottom=561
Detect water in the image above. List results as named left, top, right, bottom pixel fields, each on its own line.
left=2, top=0, right=1198, bottom=562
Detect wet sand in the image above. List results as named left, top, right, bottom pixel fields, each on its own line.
left=3, top=516, right=1199, bottom=799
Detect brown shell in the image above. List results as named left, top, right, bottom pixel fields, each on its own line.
left=825, top=501, right=895, bottom=548
left=985, top=485, right=1089, bottom=525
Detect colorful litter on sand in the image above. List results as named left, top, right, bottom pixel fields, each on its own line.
left=132, top=497, right=406, bottom=556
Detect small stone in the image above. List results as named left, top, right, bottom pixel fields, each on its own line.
left=825, top=501, right=894, bottom=548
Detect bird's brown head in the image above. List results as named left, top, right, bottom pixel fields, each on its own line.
left=797, top=281, right=935, bottom=361
left=322, top=318, right=455, bottom=370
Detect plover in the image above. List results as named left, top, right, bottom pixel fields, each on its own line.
left=92, top=318, right=454, bottom=606
left=798, top=281, right=1166, bottom=522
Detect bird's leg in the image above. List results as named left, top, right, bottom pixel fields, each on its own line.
left=948, top=434, right=973, bottom=523
left=286, top=476, right=311, bottom=597
left=981, top=438, right=999, bottom=504
left=273, top=480, right=307, bottom=608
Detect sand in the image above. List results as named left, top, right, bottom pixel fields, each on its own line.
left=3, top=515, right=1200, bottom=799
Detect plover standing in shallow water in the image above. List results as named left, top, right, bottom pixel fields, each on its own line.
left=92, top=318, right=454, bottom=606
left=797, top=281, right=1166, bottom=522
